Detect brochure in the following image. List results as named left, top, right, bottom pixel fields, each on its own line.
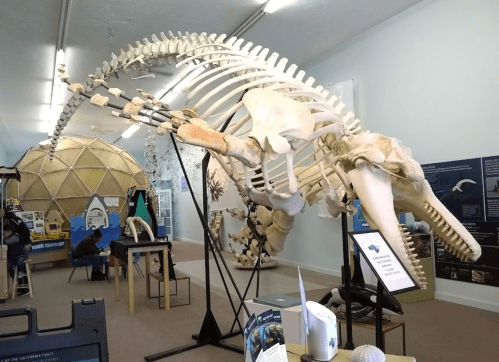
left=245, top=313, right=264, bottom=362
left=244, top=310, right=288, bottom=362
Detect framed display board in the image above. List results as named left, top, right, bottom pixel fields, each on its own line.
left=158, top=189, right=173, bottom=240
left=349, top=230, right=419, bottom=295
left=422, top=156, right=499, bottom=287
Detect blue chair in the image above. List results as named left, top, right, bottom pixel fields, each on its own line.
left=133, top=253, right=144, bottom=277
left=122, top=254, right=144, bottom=279
left=67, top=247, right=93, bottom=283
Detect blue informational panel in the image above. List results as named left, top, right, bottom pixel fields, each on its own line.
left=353, top=200, right=406, bottom=231
left=70, top=212, right=121, bottom=249
left=31, top=239, right=66, bottom=254
left=422, top=156, right=499, bottom=287
left=483, top=156, right=499, bottom=222
left=422, top=158, right=484, bottom=221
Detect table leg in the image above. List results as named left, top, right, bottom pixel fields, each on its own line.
left=338, top=322, right=342, bottom=347
left=403, top=323, right=406, bottom=356
left=163, top=247, right=170, bottom=311
left=128, top=251, right=134, bottom=315
left=145, top=252, right=151, bottom=298
left=114, top=257, right=119, bottom=300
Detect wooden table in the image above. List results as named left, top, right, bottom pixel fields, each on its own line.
left=286, top=344, right=416, bottom=362
left=336, top=317, right=406, bottom=356
left=110, top=237, right=171, bottom=315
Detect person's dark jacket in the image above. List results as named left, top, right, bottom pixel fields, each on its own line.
left=4, top=233, right=26, bottom=259
left=73, top=234, right=100, bottom=259
left=4, top=212, right=31, bottom=246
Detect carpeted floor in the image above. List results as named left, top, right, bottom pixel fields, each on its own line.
left=170, top=240, right=214, bottom=262
left=1, top=241, right=498, bottom=361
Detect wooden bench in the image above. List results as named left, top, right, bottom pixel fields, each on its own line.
left=147, top=271, right=191, bottom=308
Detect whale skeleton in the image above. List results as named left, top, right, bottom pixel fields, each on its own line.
left=47, top=31, right=482, bottom=289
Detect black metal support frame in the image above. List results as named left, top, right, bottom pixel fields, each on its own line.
left=375, top=280, right=385, bottom=352
left=342, top=212, right=355, bottom=350
left=145, top=100, right=249, bottom=362
left=228, top=227, right=267, bottom=334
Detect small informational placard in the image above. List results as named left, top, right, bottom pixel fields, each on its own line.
left=104, top=196, right=119, bottom=207
left=349, top=230, right=419, bottom=295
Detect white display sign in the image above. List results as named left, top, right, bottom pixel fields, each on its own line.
left=349, top=230, right=418, bottom=294
left=104, top=196, right=119, bottom=207
left=15, top=211, right=44, bottom=233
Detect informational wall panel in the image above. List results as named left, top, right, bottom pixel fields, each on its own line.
left=422, top=156, right=499, bottom=287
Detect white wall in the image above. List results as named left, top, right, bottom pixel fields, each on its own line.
left=213, top=175, right=347, bottom=278
left=301, top=0, right=499, bottom=312
left=0, top=143, right=6, bottom=166
left=0, top=147, right=24, bottom=167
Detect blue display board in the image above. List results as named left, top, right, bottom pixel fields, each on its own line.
left=70, top=212, right=121, bottom=248
left=422, top=158, right=484, bottom=221
left=31, top=239, right=66, bottom=253
left=422, top=156, right=499, bottom=287
left=352, top=200, right=406, bottom=231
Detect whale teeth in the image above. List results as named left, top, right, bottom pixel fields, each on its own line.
left=430, top=210, right=438, bottom=218
left=414, top=265, right=423, bottom=270
left=456, top=239, right=463, bottom=246
left=446, top=230, right=454, bottom=238
left=451, top=234, right=459, bottom=242
left=437, top=220, right=445, bottom=228
left=424, top=202, right=430, bottom=209
left=441, top=224, right=450, bottom=233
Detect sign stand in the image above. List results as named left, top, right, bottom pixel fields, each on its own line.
left=375, top=280, right=384, bottom=350
left=341, top=212, right=355, bottom=350
left=349, top=230, right=419, bottom=352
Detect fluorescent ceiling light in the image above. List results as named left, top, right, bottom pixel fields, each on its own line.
left=157, top=65, right=206, bottom=105
left=264, top=0, right=295, bottom=14
left=46, top=49, right=66, bottom=135
left=121, top=124, right=140, bottom=138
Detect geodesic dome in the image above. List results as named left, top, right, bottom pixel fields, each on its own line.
left=6, top=136, right=151, bottom=228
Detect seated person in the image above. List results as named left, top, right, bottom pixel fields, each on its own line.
left=2, top=208, right=32, bottom=254
left=73, top=228, right=108, bottom=281
left=3, top=221, right=29, bottom=296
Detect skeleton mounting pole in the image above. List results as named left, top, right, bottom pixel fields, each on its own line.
left=342, top=212, right=355, bottom=350
left=145, top=93, right=248, bottom=361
